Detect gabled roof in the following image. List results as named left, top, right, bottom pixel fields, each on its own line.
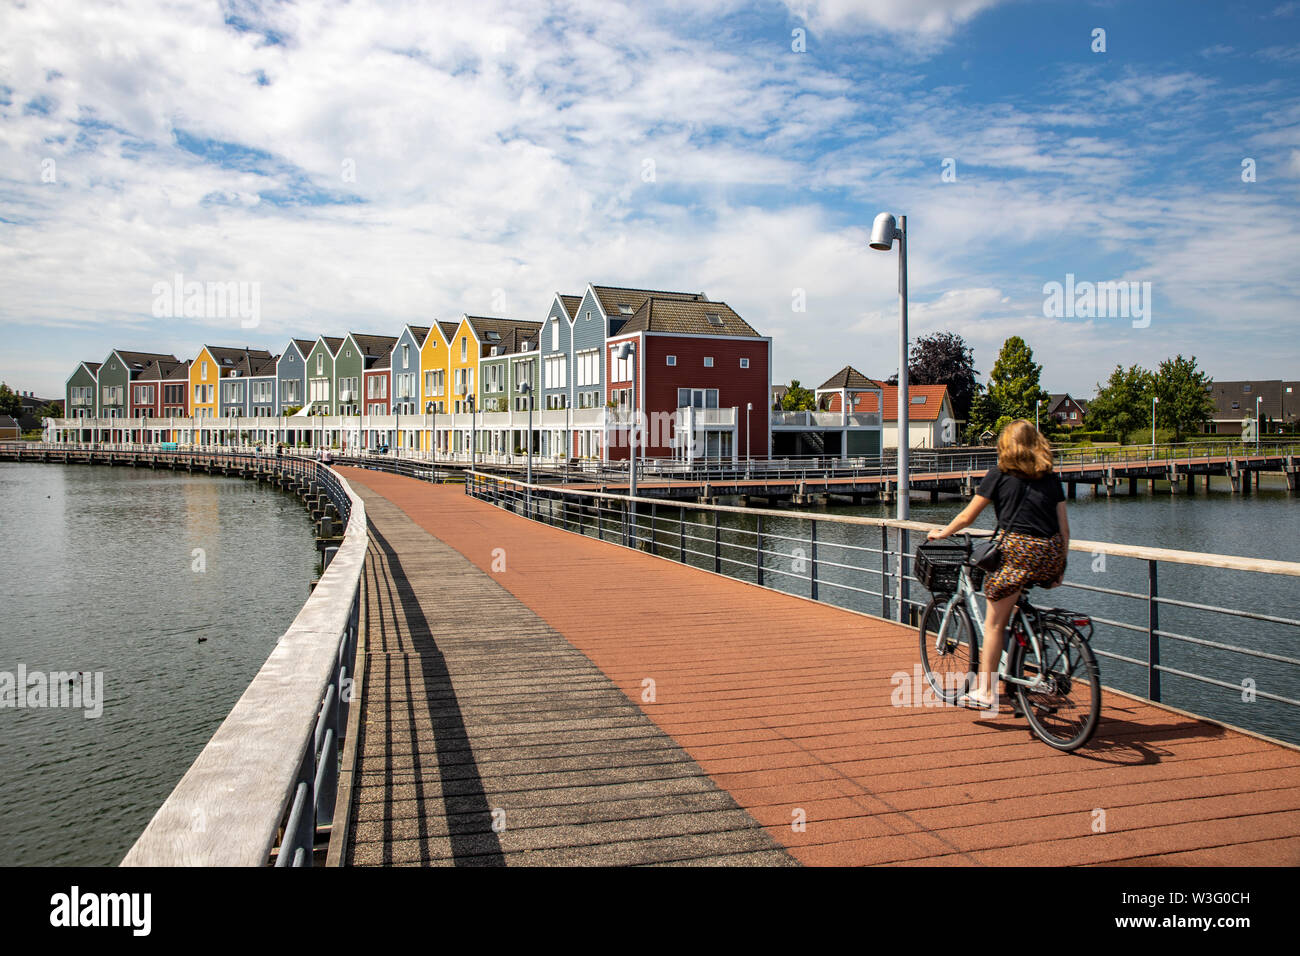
left=249, top=355, right=280, bottom=377
left=817, top=366, right=883, bottom=392
left=855, top=385, right=953, bottom=422
left=83, top=361, right=102, bottom=374
left=401, top=325, right=430, bottom=346
left=347, top=333, right=399, bottom=369
left=589, top=285, right=707, bottom=323
left=466, top=317, right=543, bottom=357
left=309, top=336, right=345, bottom=357
left=367, top=353, right=392, bottom=371
left=616, top=297, right=761, bottom=337
left=438, top=321, right=460, bottom=342
left=112, top=350, right=180, bottom=376
left=201, top=346, right=274, bottom=376
left=292, top=338, right=316, bottom=358
left=164, top=360, right=191, bottom=382
left=558, top=295, right=582, bottom=320
left=133, top=357, right=188, bottom=382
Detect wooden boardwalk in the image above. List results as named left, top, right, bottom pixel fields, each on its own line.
left=338, top=467, right=1300, bottom=866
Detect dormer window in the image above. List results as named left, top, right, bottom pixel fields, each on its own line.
left=706, top=313, right=723, bottom=327
left=618, top=304, right=633, bottom=315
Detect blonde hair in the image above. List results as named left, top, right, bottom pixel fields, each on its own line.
left=997, top=419, right=1053, bottom=479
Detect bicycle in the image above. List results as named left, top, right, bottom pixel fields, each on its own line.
left=914, top=534, right=1101, bottom=752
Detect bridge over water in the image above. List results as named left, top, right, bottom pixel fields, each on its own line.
left=4, top=444, right=1297, bottom=865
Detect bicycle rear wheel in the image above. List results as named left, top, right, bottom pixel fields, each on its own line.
left=919, top=599, right=977, bottom=704
left=1012, top=621, right=1100, bottom=751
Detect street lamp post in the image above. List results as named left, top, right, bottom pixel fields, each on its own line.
left=1152, top=395, right=1159, bottom=450
left=1257, top=395, right=1262, bottom=452
left=519, top=382, right=533, bottom=514
left=615, top=342, right=638, bottom=547
left=614, top=342, right=638, bottom=500
left=869, top=211, right=909, bottom=521
left=869, top=211, right=910, bottom=624
left=467, top=394, right=476, bottom=466
left=746, top=402, right=753, bottom=478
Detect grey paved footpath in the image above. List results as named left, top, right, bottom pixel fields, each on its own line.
left=345, top=489, right=796, bottom=866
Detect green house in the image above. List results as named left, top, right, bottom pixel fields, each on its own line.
left=303, top=336, right=343, bottom=415
left=65, top=360, right=101, bottom=421
left=334, top=333, right=398, bottom=416
left=472, top=319, right=541, bottom=414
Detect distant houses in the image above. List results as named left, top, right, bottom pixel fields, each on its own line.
left=1204, top=380, right=1300, bottom=436
left=56, top=282, right=773, bottom=462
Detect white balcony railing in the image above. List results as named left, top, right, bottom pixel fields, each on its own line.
left=772, top=410, right=881, bottom=428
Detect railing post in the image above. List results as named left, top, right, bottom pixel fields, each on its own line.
left=1148, top=559, right=1161, bottom=702
left=755, top=513, right=764, bottom=586
left=650, top=501, right=657, bottom=555
left=714, top=510, right=721, bottom=573
left=809, top=519, right=818, bottom=600
left=881, top=526, right=890, bottom=619
left=897, top=528, right=910, bottom=624
left=679, top=506, right=686, bottom=563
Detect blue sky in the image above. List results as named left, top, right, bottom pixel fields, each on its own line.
left=2, top=0, right=1298, bottom=398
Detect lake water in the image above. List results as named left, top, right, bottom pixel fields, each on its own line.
left=0, top=463, right=317, bottom=866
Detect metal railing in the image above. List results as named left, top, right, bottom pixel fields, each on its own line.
left=37, top=448, right=373, bottom=867
left=464, top=471, right=1300, bottom=744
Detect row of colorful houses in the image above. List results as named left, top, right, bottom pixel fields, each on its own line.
left=61, top=284, right=776, bottom=461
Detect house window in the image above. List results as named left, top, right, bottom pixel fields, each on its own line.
left=740, top=358, right=749, bottom=369
left=1243, top=384, right=1251, bottom=393
left=576, top=349, right=599, bottom=387
left=402, top=344, right=410, bottom=368
left=201, top=362, right=209, bottom=380
left=666, top=355, right=676, bottom=366
left=551, top=320, right=559, bottom=351
left=461, top=338, right=467, bottom=361
left=705, top=312, right=723, bottom=327
left=704, top=357, right=714, bottom=368
left=677, top=388, right=719, bottom=409
left=316, top=355, right=323, bottom=375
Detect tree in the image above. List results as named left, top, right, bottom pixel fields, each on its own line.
left=35, top=401, right=64, bottom=420
left=905, top=331, right=979, bottom=424
left=0, top=383, right=21, bottom=420
left=1087, top=364, right=1154, bottom=444
left=967, top=336, right=1049, bottom=437
left=1152, top=355, right=1214, bottom=441
left=779, top=380, right=815, bottom=411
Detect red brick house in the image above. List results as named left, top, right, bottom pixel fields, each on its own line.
left=605, top=297, right=770, bottom=462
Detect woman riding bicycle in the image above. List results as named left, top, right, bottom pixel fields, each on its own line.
left=926, top=419, right=1070, bottom=710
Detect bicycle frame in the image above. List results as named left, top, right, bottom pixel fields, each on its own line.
left=934, top=565, right=1050, bottom=692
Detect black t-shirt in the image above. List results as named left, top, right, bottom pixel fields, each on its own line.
left=976, top=465, right=1065, bottom=538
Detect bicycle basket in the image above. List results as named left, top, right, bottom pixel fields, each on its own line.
left=914, top=537, right=971, bottom=594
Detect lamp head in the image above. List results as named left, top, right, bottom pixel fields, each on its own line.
left=615, top=342, right=633, bottom=360
left=869, top=212, right=899, bottom=251
left=519, top=382, right=531, bottom=394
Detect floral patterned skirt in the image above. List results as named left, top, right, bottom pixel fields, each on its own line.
left=983, top=532, right=1066, bottom=601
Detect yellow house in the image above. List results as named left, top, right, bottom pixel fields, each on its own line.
left=419, top=321, right=458, bottom=451
left=189, top=346, right=220, bottom=421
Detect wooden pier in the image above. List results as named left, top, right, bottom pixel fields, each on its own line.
left=337, top=467, right=1300, bottom=866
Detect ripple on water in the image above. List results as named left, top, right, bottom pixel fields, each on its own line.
left=0, top=463, right=317, bottom=866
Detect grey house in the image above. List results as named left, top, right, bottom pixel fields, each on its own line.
left=276, top=338, right=315, bottom=414
left=539, top=293, right=579, bottom=412
left=214, top=347, right=275, bottom=418
left=390, top=325, right=428, bottom=415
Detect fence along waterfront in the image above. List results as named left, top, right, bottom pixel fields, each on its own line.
left=459, top=470, right=1300, bottom=746
left=113, top=453, right=366, bottom=866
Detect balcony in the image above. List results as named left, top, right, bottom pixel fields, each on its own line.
left=772, top=410, right=881, bottom=428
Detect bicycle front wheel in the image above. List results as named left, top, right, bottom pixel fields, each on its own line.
left=1013, top=621, right=1100, bottom=751
left=919, top=599, right=977, bottom=704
